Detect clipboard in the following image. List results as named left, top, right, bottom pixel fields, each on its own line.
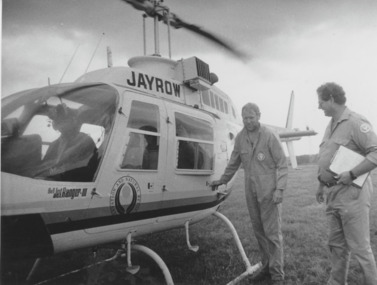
left=329, top=145, right=369, bottom=188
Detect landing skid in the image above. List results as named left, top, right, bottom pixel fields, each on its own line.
left=27, top=211, right=260, bottom=285
left=28, top=243, right=173, bottom=285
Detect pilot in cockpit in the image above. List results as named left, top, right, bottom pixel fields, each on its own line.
left=42, top=103, right=97, bottom=181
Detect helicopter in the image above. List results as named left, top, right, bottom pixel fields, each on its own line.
left=1, top=0, right=316, bottom=284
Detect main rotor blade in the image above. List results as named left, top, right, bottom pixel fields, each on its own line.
left=167, top=13, right=250, bottom=61
left=122, top=0, right=156, bottom=17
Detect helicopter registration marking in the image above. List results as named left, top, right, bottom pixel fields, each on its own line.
left=110, top=176, right=141, bottom=215
left=126, top=71, right=181, bottom=98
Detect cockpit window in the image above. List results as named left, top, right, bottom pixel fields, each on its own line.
left=1, top=84, right=117, bottom=182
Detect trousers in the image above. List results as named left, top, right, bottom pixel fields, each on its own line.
left=326, top=179, right=377, bottom=285
left=245, top=187, right=284, bottom=280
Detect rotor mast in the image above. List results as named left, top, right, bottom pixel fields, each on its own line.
left=125, top=0, right=248, bottom=61
left=142, top=0, right=172, bottom=58
left=153, top=2, right=160, bottom=56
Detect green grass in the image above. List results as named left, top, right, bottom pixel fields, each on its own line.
left=4, top=165, right=377, bottom=285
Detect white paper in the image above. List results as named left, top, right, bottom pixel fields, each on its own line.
left=329, top=145, right=369, bottom=188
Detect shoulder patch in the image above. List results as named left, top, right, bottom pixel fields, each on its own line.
left=257, top=152, right=265, bottom=161
left=360, top=123, right=371, bottom=133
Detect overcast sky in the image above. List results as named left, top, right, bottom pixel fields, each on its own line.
left=2, top=0, right=377, bottom=155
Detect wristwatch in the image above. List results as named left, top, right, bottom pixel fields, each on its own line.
left=349, top=170, right=357, bottom=180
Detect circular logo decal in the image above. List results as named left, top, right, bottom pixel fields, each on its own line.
left=360, top=123, right=371, bottom=133
left=110, top=176, right=141, bottom=215
left=257, top=152, right=265, bottom=161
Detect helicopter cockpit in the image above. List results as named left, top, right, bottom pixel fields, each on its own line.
left=1, top=83, right=117, bottom=182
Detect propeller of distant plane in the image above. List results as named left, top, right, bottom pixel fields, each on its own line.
left=122, top=0, right=250, bottom=61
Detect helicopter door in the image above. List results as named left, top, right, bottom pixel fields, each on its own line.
left=163, top=102, right=215, bottom=196
left=85, top=92, right=167, bottom=234
left=115, top=95, right=168, bottom=214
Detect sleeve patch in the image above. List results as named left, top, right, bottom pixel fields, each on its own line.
left=360, top=123, right=371, bottom=133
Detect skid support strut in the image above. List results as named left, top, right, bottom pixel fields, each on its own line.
left=213, top=211, right=262, bottom=285
left=126, top=232, right=140, bottom=274
left=185, top=220, right=199, bottom=252
left=131, top=244, right=174, bottom=285
left=126, top=232, right=173, bottom=284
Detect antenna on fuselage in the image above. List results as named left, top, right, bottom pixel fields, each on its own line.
left=85, top=32, right=105, bottom=74
left=107, top=46, right=113, bottom=68
left=59, top=44, right=80, bottom=84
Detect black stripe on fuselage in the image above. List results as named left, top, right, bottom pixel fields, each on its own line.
left=47, top=195, right=226, bottom=235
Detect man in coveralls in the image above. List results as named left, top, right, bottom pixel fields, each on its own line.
left=316, top=82, right=377, bottom=285
left=211, top=103, right=288, bottom=284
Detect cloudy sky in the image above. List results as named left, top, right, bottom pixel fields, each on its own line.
left=2, top=0, right=377, bottom=155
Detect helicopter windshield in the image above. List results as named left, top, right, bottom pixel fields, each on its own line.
left=1, top=84, right=117, bottom=182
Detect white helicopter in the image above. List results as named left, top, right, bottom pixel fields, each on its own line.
left=1, top=0, right=316, bottom=284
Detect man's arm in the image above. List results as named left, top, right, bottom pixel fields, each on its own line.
left=270, top=133, right=288, bottom=203
left=336, top=159, right=377, bottom=185
left=337, top=119, right=377, bottom=185
left=270, top=134, right=288, bottom=187
left=211, top=141, right=242, bottom=189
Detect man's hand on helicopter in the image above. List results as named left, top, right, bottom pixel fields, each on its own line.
left=210, top=180, right=224, bottom=191
left=273, top=189, right=284, bottom=204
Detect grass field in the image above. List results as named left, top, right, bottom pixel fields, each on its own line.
left=4, top=164, right=377, bottom=285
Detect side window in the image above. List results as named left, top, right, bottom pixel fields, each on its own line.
left=209, top=92, right=216, bottom=108
left=201, top=90, right=211, bottom=106
left=219, top=97, right=225, bottom=113
left=232, top=106, right=237, bottom=119
left=126, top=101, right=160, bottom=131
left=224, top=101, right=229, bottom=114
left=214, top=93, right=220, bottom=110
left=175, top=112, right=213, bottom=171
left=121, top=101, right=160, bottom=170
